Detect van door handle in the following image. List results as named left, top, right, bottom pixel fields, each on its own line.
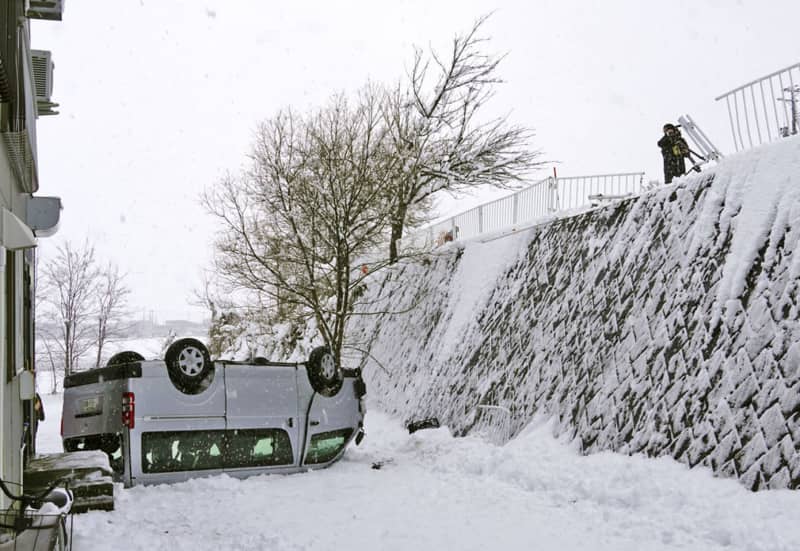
left=287, top=418, right=293, bottom=428
left=310, top=420, right=320, bottom=426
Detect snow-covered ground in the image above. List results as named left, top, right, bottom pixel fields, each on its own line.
left=37, top=391, right=800, bottom=551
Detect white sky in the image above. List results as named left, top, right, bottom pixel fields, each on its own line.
left=31, top=0, right=800, bottom=321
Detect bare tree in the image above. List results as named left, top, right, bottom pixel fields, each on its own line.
left=191, top=271, right=220, bottom=324
left=37, top=240, right=132, bottom=378
left=37, top=336, right=60, bottom=394
left=33, top=254, right=59, bottom=393
left=37, top=241, right=99, bottom=376
left=204, top=17, right=543, bottom=362
left=192, top=270, right=245, bottom=357
left=94, top=263, right=131, bottom=368
left=204, top=90, right=398, bottom=366
left=383, top=15, right=543, bottom=262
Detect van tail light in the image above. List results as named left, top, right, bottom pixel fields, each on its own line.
left=60, top=416, right=63, bottom=437
left=122, top=392, right=135, bottom=429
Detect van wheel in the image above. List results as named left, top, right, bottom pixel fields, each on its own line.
left=107, top=351, right=145, bottom=367
left=165, top=338, right=213, bottom=392
left=306, top=346, right=343, bottom=397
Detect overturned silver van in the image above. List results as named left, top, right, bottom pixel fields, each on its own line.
left=60, top=339, right=366, bottom=487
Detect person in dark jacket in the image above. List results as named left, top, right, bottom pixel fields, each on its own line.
left=658, top=123, right=691, bottom=183
left=34, top=393, right=45, bottom=422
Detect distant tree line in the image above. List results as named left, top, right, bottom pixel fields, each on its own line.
left=202, top=16, right=542, bottom=367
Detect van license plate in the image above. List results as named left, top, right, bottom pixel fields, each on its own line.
left=78, top=396, right=103, bottom=416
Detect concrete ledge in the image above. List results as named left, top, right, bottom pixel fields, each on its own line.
left=25, top=451, right=115, bottom=513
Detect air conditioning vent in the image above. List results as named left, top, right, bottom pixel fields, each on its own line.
left=31, top=50, right=52, bottom=99
left=27, top=0, right=64, bottom=21
left=31, top=50, right=58, bottom=116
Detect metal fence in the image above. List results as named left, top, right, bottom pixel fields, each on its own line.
left=715, top=62, right=800, bottom=152
left=402, top=172, right=645, bottom=250
left=553, top=173, right=644, bottom=211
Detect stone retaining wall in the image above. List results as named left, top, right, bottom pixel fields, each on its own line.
left=349, top=143, right=800, bottom=490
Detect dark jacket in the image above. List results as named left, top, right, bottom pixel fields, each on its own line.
left=658, top=133, right=689, bottom=183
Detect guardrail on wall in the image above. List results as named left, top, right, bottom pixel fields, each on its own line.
left=715, top=62, right=800, bottom=152
left=402, top=172, right=645, bottom=249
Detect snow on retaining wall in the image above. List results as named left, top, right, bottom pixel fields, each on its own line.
left=349, top=136, right=800, bottom=491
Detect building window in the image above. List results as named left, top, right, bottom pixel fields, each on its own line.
left=5, top=249, right=15, bottom=382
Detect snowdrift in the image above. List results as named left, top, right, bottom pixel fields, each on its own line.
left=349, top=136, right=800, bottom=490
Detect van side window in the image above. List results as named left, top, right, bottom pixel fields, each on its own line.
left=142, top=430, right=226, bottom=473
left=141, top=429, right=293, bottom=473
left=226, top=429, right=293, bottom=469
left=304, top=429, right=353, bottom=465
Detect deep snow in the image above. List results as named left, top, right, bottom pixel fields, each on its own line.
left=37, top=390, right=800, bottom=551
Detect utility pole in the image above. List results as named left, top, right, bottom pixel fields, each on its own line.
left=777, top=85, right=799, bottom=136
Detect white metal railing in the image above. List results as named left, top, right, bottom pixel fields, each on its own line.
left=715, top=62, right=800, bottom=152
left=402, top=172, right=645, bottom=250
left=552, top=173, right=644, bottom=211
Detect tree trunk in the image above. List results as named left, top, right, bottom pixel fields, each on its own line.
left=95, top=320, right=104, bottom=369
left=388, top=203, right=408, bottom=264
left=43, top=341, right=58, bottom=393
left=64, top=321, right=71, bottom=376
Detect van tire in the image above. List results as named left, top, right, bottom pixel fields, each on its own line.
left=306, top=346, right=343, bottom=397
left=107, top=351, right=145, bottom=367
left=165, top=338, right=213, bottom=392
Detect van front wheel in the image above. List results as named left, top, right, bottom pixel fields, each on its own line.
left=306, top=346, right=343, bottom=397
left=165, top=338, right=213, bottom=392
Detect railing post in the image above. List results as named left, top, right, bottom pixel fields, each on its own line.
left=478, top=206, right=484, bottom=234
left=512, top=193, right=519, bottom=225
left=548, top=176, right=558, bottom=212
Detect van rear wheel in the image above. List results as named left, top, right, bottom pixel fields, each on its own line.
left=107, top=351, right=145, bottom=367
left=165, top=338, right=213, bottom=393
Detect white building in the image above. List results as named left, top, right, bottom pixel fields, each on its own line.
left=0, top=0, right=63, bottom=524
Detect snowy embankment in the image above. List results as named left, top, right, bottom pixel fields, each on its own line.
left=349, top=136, right=800, bottom=490
left=35, top=392, right=800, bottom=551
